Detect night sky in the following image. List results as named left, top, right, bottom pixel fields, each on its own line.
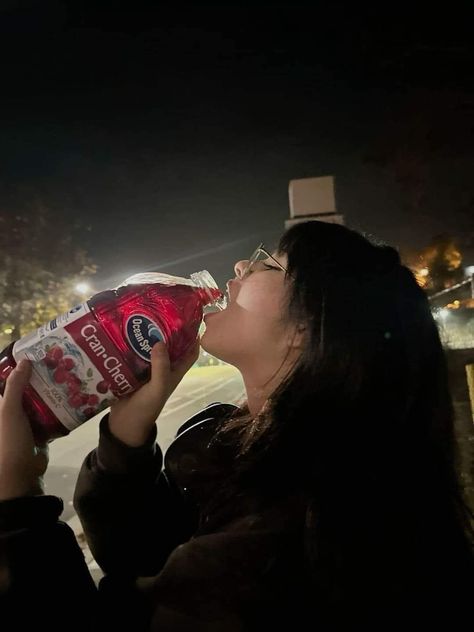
left=1, top=1, right=473, bottom=290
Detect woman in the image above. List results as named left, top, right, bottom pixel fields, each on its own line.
left=1, top=221, right=473, bottom=630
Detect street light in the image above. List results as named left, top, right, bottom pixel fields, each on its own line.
left=75, top=282, right=91, bottom=296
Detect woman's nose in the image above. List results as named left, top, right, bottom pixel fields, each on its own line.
left=234, top=259, right=248, bottom=279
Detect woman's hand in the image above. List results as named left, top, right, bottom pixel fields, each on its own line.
left=109, top=340, right=200, bottom=447
left=0, top=360, right=49, bottom=501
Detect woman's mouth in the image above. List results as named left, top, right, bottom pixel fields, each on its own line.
left=226, top=279, right=239, bottom=303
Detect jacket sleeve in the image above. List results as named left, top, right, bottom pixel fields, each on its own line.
left=0, top=495, right=163, bottom=632
left=73, top=415, right=197, bottom=578
left=0, top=495, right=98, bottom=632
left=0, top=504, right=257, bottom=632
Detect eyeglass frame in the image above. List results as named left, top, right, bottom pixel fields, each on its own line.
left=241, top=242, right=288, bottom=278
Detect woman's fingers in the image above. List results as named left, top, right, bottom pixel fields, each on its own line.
left=150, top=339, right=200, bottom=392
left=149, top=341, right=172, bottom=391
left=108, top=340, right=199, bottom=447
left=2, top=360, right=32, bottom=417
left=0, top=360, right=46, bottom=499
left=171, top=339, right=200, bottom=379
left=0, top=360, right=34, bottom=453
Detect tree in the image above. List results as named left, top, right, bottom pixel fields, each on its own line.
left=0, top=197, right=97, bottom=344
left=403, top=234, right=464, bottom=293
left=420, top=234, right=464, bottom=293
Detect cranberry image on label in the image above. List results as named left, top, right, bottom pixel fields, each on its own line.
left=0, top=271, right=225, bottom=441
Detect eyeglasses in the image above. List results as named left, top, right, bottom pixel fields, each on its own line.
left=241, top=243, right=288, bottom=278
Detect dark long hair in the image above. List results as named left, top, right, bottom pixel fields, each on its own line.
left=214, top=221, right=473, bottom=618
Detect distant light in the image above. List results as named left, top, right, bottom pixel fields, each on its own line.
left=419, top=267, right=429, bottom=277
left=75, top=282, right=91, bottom=295
left=446, top=300, right=461, bottom=309
left=3, top=327, right=13, bottom=335
left=465, top=265, right=474, bottom=277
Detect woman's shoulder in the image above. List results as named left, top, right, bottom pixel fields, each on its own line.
left=173, top=402, right=239, bottom=437
left=163, top=403, right=239, bottom=501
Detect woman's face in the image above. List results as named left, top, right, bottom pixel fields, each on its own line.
left=201, top=249, right=298, bottom=371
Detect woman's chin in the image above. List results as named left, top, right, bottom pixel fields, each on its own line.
left=200, top=331, right=214, bottom=355
left=200, top=335, right=226, bottom=364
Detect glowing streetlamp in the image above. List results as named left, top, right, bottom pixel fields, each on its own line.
left=75, top=282, right=91, bottom=296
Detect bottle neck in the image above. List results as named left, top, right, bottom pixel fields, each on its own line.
left=190, top=270, right=227, bottom=310
left=194, top=287, right=224, bottom=306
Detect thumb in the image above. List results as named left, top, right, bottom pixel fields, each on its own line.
left=171, top=339, right=200, bottom=377
left=3, top=360, right=32, bottom=416
left=149, top=341, right=171, bottom=388
left=176, top=339, right=200, bottom=369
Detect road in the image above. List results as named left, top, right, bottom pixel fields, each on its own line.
left=44, top=364, right=245, bottom=521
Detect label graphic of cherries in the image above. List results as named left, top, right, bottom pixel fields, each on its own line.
left=42, top=343, right=105, bottom=417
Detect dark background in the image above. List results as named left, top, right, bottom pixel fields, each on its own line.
left=1, top=1, right=473, bottom=289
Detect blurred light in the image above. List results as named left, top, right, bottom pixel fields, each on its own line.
left=75, top=282, right=91, bottom=295
left=419, top=267, right=429, bottom=277
left=465, top=265, right=474, bottom=277
left=439, top=308, right=449, bottom=320
left=3, top=327, right=13, bottom=335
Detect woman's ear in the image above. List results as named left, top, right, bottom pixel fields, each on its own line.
left=288, top=323, right=307, bottom=350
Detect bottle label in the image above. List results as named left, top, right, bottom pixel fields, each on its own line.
left=125, top=314, right=164, bottom=361
left=12, top=304, right=139, bottom=431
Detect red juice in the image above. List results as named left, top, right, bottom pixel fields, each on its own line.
left=0, top=270, right=225, bottom=442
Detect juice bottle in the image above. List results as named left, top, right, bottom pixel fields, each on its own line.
left=0, top=270, right=225, bottom=441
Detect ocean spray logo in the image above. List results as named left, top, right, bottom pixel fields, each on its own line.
left=125, top=315, right=164, bottom=361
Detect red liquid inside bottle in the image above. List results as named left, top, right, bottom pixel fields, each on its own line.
left=0, top=271, right=225, bottom=442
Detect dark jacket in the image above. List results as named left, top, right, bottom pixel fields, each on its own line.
left=0, top=404, right=311, bottom=631
left=1, top=403, right=473, bottom=631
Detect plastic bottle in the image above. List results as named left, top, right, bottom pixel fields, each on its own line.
left=0, top=270, right=225, bottom=441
